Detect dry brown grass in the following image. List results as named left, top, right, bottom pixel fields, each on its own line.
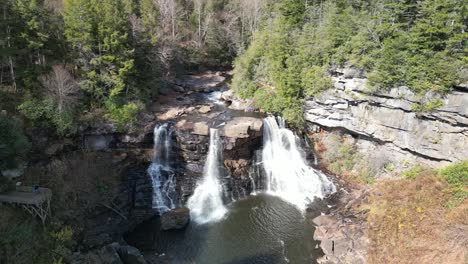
left=366, top=174, right=468, bottom=264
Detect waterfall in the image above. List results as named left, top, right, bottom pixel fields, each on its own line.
left=188, top=128, right=228, bottom=224
left=262, top=116, right=335, bottom=210
left=148, top=124, right=177, bottom=213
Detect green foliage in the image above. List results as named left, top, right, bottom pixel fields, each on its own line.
left=0, top=206, right=77, bottom=264
left=0, top=115, right=31, bottom=170
left=18, top=99, right=75, bottom=136
left=302, top=66, right=332, bottom=96
left=233, top=0, right=466, bottom=124
left=439, top=161, right=468, bottom=204
left=440, top=161, right=468, bottom=187
left=1, top=0, right=64, bottom=91
left=402, top=166, right=426, bottom=179
left=329, top=143, right=359, bottom=175
left=105, top=101, right=143, bottom=130
left=277, top=0, right=306, bottom=29
left=411, top=98, right=444, bottom=113
left=64, top=0, right=135, bottom=103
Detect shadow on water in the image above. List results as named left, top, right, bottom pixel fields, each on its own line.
left=223, top=253, right=280, bottom=264
left=125, top=194, right=325, bottom=264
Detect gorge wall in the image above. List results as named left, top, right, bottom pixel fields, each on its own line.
left=305, top=68, right=468, bottom=174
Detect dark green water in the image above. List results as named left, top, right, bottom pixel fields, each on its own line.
left=128, top=194, right=323, bottom=264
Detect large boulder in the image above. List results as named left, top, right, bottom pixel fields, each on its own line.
left=98, top=243, right=124, bottom=264
left=117, top=245, right=147, bottom=264
left=69, top=243, right=147, bottom=264
left=198, top=105, right=212, bottom=114
left=160, top=208, right=190, bottom=230
left=221, top=90, right=256, bottom=111
left=192, top=122, right=209, bottom=136
left=222, top=117, right=263, bottom=139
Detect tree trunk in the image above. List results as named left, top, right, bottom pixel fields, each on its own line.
left=198, top=5, right=202, bottom=46
left=6, top=27, right=16, bottom=93
left=4, top=6, right=16, bottom=92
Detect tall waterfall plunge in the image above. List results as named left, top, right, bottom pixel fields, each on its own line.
left=148, top=124, right=177, bottom=213
left=188, top=129, right=228, bottom=224
left=262, top=116, right=336, bottom=210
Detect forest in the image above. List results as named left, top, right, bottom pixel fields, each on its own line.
left=232, top=0, right=467, bottom=126
left=1, top=0, right=264, bottom=136
left=1, top=0, right=466, bottom=135
left=0, top=1, right=467, bottom=263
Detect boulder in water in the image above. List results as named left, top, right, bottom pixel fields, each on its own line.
left=198, top=105, right=212, bottom=114
left=117, top=245, right=147, bottom=264
left=160, top=208, right=190, bottom=230
left=98, top=243, right=124, bottom=264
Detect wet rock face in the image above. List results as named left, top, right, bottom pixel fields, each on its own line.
left=172, top=116, right=263, bottom=204
left=222, top=117, right=263, bottom=165
left=81, top=161, right=156, bottom=248
left=304, top=69, right=468, bottom=169
left=160, top=208, right=190, bottom=230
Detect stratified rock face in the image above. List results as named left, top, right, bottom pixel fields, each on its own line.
left=304, top=72, right=468, bottom=168
left=160, top=208, right=190, bottom=230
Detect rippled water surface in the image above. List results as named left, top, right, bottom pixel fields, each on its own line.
left=129, top=194, right=323, bottom=264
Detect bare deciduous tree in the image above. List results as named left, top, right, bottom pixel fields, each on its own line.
left=39, top=65, right=80, bottom=114
left=154, top=0, right=179, bottom=40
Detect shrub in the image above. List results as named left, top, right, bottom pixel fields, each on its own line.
left=439, top=161, right=468, bottom=204
left=411, top=98, right=444, bottom=113
left=105, top=101, right=143, bottom=130
left=302, top=65, right=332, bottom=96
left=402, top=166, right=425, bottom=179
left=439, top=161, right=468, bottom=187
left=18, top=99, right=76, bottom=136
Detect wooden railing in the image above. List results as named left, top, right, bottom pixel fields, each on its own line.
left=0, top=187, right=52, bottom=224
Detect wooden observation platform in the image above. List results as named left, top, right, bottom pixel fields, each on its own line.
left=0, top=186, right=52, bottom=224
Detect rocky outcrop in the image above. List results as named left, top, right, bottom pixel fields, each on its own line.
left=305, top=70, right=468, bottom=169
left=78, top=158, right=156, bottom=248
left=173, top=116, right=263, bottom=203
left=221, top=89, right=257, bottom=111
left=160, top=208, right=190, bottom=230
left=173, top=72, right=227, bottom=93
left=222, top=117, right=263, bottom=178
left=313, top=189, right=370, bottom=264
left=69, top=243, right=147, bottom=264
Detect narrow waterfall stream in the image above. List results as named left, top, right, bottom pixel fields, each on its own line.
left=187, top=128, right=228, bottom=224
left=262, top=116, right=336, bottom=210
left=148, top=124, right=177, bottom=213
